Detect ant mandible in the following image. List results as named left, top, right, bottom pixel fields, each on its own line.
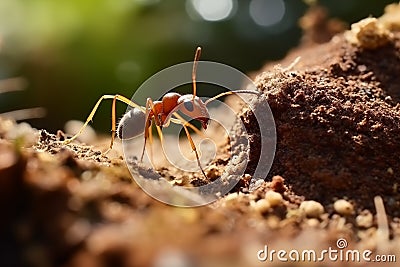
left=63, top=47, right=259, bottom=178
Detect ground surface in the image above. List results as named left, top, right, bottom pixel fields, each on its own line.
left=1, top=4, right=400, bottom=267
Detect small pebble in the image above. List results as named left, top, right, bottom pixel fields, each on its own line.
left=299, top=200, right=324, bottom=218
left=5, top=122, right=38, bottom=146
left=306, top=218, right=320, bottom=228
left=333, top=199, right=354, bottom=216
left=65, top=219, right=91, bottom=245
left=254, top=199, right=271, bottom=214
left=153, top=249, right=193, bottom=267
left=356, top=210, right=373, bottom=228
left=206, top=165, right=219, bottom=181
left=265, top=190, right=283, bottom=207
left=225, top=192, right=239, bottom=202
left=345, top=17, right=392, bottom=49
left=270, top=175, right=287, bottom=193
left=385, top=96, right=392, bottom=102
left=174, top=177, right=185, bottom=186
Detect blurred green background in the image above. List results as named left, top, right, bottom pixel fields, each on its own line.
left=0, top=0, right=397, bottom=133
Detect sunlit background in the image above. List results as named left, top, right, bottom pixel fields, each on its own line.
left=0, top=0, right=397, bottom=133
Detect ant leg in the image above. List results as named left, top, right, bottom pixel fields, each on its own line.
left=145, top=123, right=169, bottom=166
left=147, top=121, right=156, bottom=164
left=140, top=99, right=167, bottom=165
left=148, top=122, right=165, bottom=166
left=140, top=98, right=153, bottom=161
left=64, top=94, right=144, bottom=148
left=154, top=125, right=167, bottom=164
left=182, top=123, right=207, bottom=179
left=140, top=121, right=152, bottom=161
left=155, top=125, right=164, bottom=144
left=104, top=94, right=118, bottom=153
left=169, top=112, right=207, bottom=177
left=192, top=47, right=201, bottom=100
left=171, top=112, right=206, bottom=138
left=282, top=56, right=301, bottom=72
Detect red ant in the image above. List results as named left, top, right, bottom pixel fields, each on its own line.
left=64, top=47, right=259, bottom=178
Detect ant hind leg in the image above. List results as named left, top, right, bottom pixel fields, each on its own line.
left=63, top=94, right=144, bottom=151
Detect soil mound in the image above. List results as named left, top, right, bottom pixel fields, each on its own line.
left=245, top=10, right=400, bottom=216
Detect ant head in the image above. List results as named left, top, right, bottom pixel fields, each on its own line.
left=177, top=94, right=210, bottom=129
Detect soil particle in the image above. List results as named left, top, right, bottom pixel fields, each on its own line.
left=356, top=210, right=374, bottom=228
left=333, top=199, right=355, bottom=216
left=264, top=190, right=283, bottom=207
left=269, top=175, right=287, bottom=193
left=299, top=200, right=325, bottom=218
left=345, top=17, right=393, bottom=49
left=252, top=199, right=271, bottom=214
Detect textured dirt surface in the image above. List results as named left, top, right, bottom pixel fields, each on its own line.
left=245, top=32, right=400, bottom=216
left=2, top=4, right=400, bottom=267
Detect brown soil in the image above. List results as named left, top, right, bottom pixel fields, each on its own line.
left=245, top=32, right=400, bottom=217
left=2, top=4, right=400, bottom=267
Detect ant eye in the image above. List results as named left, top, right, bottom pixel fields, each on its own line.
left=183, top=101, right=194, bottom=112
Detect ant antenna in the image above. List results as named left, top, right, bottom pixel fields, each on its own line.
left=192, top=47, right=201, bottom=100
left=204, top=90, right=261, bottom=105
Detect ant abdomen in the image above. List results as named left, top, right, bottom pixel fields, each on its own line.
left=117, top=107, right=146, bottom=140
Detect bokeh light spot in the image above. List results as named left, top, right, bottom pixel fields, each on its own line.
left=249, top=0, right=286, bottom=27
left=190, top=0, right=234, bottom=22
